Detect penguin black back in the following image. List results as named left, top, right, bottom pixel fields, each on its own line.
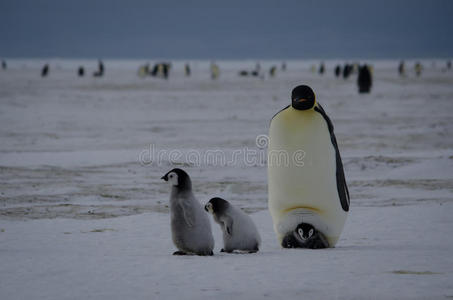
left=357, top=65, right=372, bottom=93
left=41, top=64, right=49, bottom=77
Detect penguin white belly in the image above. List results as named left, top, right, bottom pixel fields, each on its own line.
left=268, top=106, right=347, bottom=247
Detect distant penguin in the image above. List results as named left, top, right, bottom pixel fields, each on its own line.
left=1, top=60, right=6, bottom=70
left=398, top=61, right=405, bottom=76
left=78, top=66, right=85, bottom=77
left=343, top=64, right=351, bottom=79
left=99, top=60, right=104, bottom=74
left=185, top=63, right=191, bottom=76
left=281, top=62, right=287, bottom=71
left=414, top=62, right=422, bottom=77
left=211, top=63, right=220, bottom=79
left=319, top=62, right=325, bottom=75
left=334, top=65, right=341, bottom=77
left=161, top=168, right=214, bottom=256
left=310, top=65, right=316, bottom=73
left=205, top=197, right=261, bottom=253
left=163, top=62, right=170, bottom=79
left=357, top=64, right=372, bottom=93
left=137, top=63, right=149, bottom=78
left=41, top=64, right=49, bottom=77
left=255, top=62, right=261, bottom=74
left=93, top=60, right=104, bottom=77
left=268, top=85, right=350, bottom=249
left=150, top=64, right=159, bottom=76
left=269, top=66, right=277, bottom=77
left=447, top=60, right=451, bottom=70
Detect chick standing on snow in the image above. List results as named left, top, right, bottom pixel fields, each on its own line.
left=205, top=197, right=261, bottom=253
left=161, top=168, right=214, bottom=256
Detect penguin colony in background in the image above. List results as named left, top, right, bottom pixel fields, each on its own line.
left=14, top=59, right=448, bottom=85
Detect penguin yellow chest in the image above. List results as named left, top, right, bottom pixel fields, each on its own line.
left=268, top=106, right=347, bottom=247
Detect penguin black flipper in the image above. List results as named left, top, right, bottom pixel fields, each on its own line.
left=314, top=104, right=350, bottom=212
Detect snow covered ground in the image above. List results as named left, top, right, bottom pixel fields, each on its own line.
left=1, top=59, right=453, bottom=299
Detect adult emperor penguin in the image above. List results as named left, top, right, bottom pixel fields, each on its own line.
left=161, top=168, right=214, bottom=256
left=205, top=197, right=261, bottom=253
left=268, top=85, right=350, bottom=249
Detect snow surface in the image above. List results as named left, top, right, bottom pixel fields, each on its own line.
left=1, top=59, right=453, bottom=299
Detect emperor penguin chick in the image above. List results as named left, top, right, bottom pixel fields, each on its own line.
left=161, top=168, right=214, bottom=256
left=205, top=197, right=261, bottom=253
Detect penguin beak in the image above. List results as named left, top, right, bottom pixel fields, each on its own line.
left=161, top=174, right=168, bottom=181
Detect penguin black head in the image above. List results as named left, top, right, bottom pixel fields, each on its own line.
left=281, top=223, right=329, bottom=249
left=291, top=85, right=316, bottom=110
left=204, top=197, right=230, bottom=215
left=161, top=168, right=192, bottom=190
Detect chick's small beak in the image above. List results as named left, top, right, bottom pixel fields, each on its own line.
left=161, top=175, right=168, bottom=181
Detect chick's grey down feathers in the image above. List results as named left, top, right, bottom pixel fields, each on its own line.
left=162, top=168, right=214, bottom=256
left=206, top=197, right=261, bottom=253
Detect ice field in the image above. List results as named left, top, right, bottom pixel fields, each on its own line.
left=1, top=59, right=453, bottom=299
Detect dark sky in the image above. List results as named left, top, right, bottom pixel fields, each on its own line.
left=1, top=0, right=452, bottom=59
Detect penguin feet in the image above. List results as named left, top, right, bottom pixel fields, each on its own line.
left=173, top=250, right=214, bottom=256
left=197, top=251, right=214, bottom=256
left=250, top=244, right=260, bottom=253
left=221, top=248, right=258, bottom=254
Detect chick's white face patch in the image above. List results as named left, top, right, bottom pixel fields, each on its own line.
left=168, top=172, right=178, bottom=186
left=297, top=228, right=306, bottom=240
left=205, top=202, right=214, bottom=214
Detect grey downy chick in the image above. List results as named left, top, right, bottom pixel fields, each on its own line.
left=162, top=168, right=214, bottom=256
left=205, top=197, right=261, bottom=253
